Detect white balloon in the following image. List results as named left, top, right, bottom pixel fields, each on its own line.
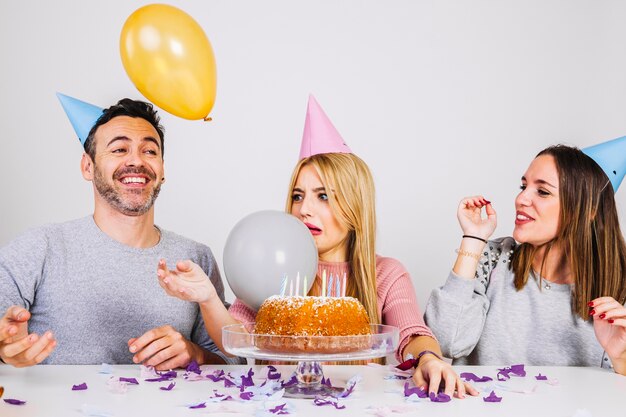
left=223, top=210, right=318, bottom=310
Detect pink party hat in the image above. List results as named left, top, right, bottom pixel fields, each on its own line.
left=299, top=95, right=352, bottom=159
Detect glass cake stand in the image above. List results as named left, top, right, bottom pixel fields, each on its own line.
left=222, top=323, right=399, bottom=398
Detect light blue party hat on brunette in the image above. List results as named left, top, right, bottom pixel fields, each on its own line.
left=56, top=92, right=104, bottom=146
left=583, top=135, right=626, bottom=192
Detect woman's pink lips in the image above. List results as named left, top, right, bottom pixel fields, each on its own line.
left=304, top=222, right=322, bottom=235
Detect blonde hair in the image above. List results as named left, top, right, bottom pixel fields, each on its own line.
left=286, top=153, right=380, bottom=324
left=511, top=145, right=626, bottom=319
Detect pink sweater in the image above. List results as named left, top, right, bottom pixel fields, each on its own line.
left=229, top=255, right=434, bottom=362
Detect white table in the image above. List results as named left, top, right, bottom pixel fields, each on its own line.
left=1, top=364, right=624, bottom=416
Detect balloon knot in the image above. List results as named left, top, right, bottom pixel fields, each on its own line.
left=203, top=116, right=212, bottom=122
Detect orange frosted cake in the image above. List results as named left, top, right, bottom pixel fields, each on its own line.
left=254, top=295, right=371, bottom=353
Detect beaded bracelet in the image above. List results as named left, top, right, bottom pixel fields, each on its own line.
left=455, top=248, right=481, bottom=260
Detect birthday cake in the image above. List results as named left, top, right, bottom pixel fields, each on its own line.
left=254, top=295, right=371, bottom=353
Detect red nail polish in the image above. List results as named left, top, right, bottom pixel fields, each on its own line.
left=587, top=301, right=594, bottom=307
left=599, top=313, right=606, bottom=319
left=589, top=310, right=595, bottom=316
left=609, top=319, right=614, bottom=324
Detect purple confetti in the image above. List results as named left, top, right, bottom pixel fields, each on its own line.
left=211, top=390, right=233, bottom=401
left=267, top=365, right=281, bottom=380
left=460, top=372, right=493, bottom=383
left=186, top=360, right=201, bottom=374
left=159, top=382, right=175, bottom=391
left=240, top=368, right=255, bottom=388
left=429, top=391, right=451, bottom=403
left=269, top=403, right=290, bottom=415
left=224, top=378, right=237, bottom=388
left=403, top=381, right=428, bottom=398
left=4, top=399, right=26, bottom=405
left=535, top=373, right=548, bottom=380
left=189, top=402, right=206, bottom=409
left=314, top=396, right=346, bottom=409
left=119, top=377, right=139, bottom=385
left=321, top=376, right=332, bottom=387
left=483, top=391, right=502, bottom=402
left=497, top=364, right=526, bottom=381
left=240, top=391, right=254, bottom=400
left=338, top=376, right=359, bottom=398
left=144, top=369, right=176, bottom=382
left=72, top=382, right=88, bottom=391
left=281, top=374, right=298, bottom=388
left=207, top=370, right=226, bottom=382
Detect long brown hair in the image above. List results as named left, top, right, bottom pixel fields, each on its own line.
left=511, top=145, right=626, bottom=319
left=285, top=153, right=380, bottom=324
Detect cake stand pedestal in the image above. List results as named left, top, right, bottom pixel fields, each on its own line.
left=222, top=323, right=399, bottom=398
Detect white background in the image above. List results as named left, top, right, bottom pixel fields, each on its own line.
left=2, top=1, right=626, bottom=309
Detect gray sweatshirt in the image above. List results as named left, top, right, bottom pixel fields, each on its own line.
left=0, top=216, right=240, bottom=365
left=425, top=237, right=612, bottom=369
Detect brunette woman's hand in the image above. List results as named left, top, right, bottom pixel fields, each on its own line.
left=590, top=297, right=626, bottom=375
left=457, top=196, right=497, bottom=240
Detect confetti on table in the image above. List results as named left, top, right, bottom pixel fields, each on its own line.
left=4, top=398, right=26, bottom=405
left=313, top=396, right=345, bottom=409
left=159, top=382, right=175, bottom=391
left=497, top=364, right=526, bottom=381
left=483, top=391, right=502, bottom=403
left=72, top=382, right=88, bottom=391
left=429, top=391, right=451, bottom=403
left=535, top=373, right=548, bottom=380
left=188, top=402, right=206, bottom=409
left=119, top=377, right=139, bottom=385
left=403, top=382, right=427, bottom=399
left=460, top=372, right=493, bottom=382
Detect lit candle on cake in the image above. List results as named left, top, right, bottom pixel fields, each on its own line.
left=335, top=274, right=340, bottom=297
left=303, top=276, right=308, bottom=296
left=289, top=279, right=293, bottom=296
left=322, top=270, right=327, bottom=297
left=342, top=272, right=347, bottom=297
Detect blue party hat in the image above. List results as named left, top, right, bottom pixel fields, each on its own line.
left=583, top=135, right=626, bottom=192
left=56, top=92, right=104, bottom=145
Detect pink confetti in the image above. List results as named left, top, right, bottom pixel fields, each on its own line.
left=72, top=382, right=88, bottom=391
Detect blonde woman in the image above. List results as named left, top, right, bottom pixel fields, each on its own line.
left=158, top=96, right=478, bottom=397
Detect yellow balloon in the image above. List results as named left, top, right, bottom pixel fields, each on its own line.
left=120, top=4, right=216, bottom=120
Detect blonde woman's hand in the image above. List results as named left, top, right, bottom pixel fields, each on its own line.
left=157, top=259, right=218, bottom=304
left=413, top=355, right=479, bottom=399
left=457, top=196, right=497, bottom=240
left=590, top=296, right=626, bottom=374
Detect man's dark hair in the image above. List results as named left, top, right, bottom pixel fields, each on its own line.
left=84, top=98, right=165, bottom=161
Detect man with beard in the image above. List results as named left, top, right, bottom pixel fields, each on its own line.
left=0, top=98, right=239, bottom=368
